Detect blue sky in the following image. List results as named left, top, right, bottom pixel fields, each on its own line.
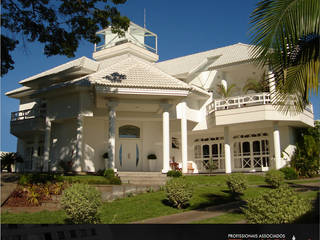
left=1, top=0, right=319, bottom=152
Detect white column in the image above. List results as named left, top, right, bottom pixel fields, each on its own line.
left=32, top=135, right=39, bottom=171
left=43, top=117, right=51, bottom=172
left=181, top=101, right=188, bottom=174
left=273, top=122, right=281, bottom=169
left=108, top=101, right=118, bottom=171
left=75, top=115, right=84, bottom=172
left=224, top=126, right=232, bottom=174
left=161, top=104, right=171, bottom=173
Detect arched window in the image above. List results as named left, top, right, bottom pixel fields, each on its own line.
left=119, top=125, right=140, bottom=138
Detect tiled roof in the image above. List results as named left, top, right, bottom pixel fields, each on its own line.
left=19, top=57, right=99, bottom=84
left=156, top=43, right=254, bottom=76
left=88, top=56, right=191, bottom=90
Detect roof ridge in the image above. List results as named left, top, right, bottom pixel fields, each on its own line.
left=157, top=42, right=250, bottom=64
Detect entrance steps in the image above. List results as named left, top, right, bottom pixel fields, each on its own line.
left=117, top=172, right=168, bottom=186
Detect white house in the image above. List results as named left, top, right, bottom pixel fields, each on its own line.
left=6, top=22, right=314, bottom=174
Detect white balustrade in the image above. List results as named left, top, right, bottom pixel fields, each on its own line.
left=305, top=104, right=313, bottom=113
left=206, top=92, right=314, bottom=114
left=206, top=92, right=271, bottom=114
left=11, top=108, right=45, bottom=121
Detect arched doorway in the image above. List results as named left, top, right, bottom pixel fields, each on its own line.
left=117, top=125, right=142, bottom=171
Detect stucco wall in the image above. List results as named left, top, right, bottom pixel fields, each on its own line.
left=47, top=94, right=80, bottom=120
left=141, top=121, right=163, bottom=172
left=189, top=63, right=266, bottom=97
left=50, top=119, right=77, bottom=169
left=222, top=64, right=265, bottom=96
left=82, top=117, right=108, bottom=172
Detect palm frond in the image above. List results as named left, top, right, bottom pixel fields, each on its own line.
left=216, top=83, right=237, bottom=98
left=249, top=0, right=320, bottom=113
left=243, top=72, right=269, bottom=93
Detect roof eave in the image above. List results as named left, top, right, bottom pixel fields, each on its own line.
left=19, top=57, right=99, bottom=87
left=6, top=87, right=35, bottom=99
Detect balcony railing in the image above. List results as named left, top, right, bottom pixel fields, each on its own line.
left=305, top=104, right=313, bottom=113
left=206, top=92, right=314, bottom=114
left=11, top=108, right=45, bottom=122
left=207, top=92, right=271, bottom=114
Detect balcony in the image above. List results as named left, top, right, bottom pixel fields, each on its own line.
left=10, top=108, right=46, bottom=138
left=206, top=92, right=313, bottom=114
left=207, top=92, right=271, bottom=114
left=206, top=93, right=314, bottom=127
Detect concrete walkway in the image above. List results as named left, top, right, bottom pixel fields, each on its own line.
left=133, top=201, right=245, bottom=224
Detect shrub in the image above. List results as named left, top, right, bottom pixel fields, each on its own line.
left=265, top=170, right=285, bottom=188
left=291, top=122, right=320, bottom=177
left=103, top=169, right=122, bottom=185
left=165, top=177, right=193, bottom=209
left=242, top=185, right=312, bottom=224
left=18, top=174, right=30, bottom=185
left=103, top=169, right=115, bottom=178
left=96, top=169, right=105, bottom=176
left=109, top=176, right=122, bottom=185
left=167, top=170, right=182, bottom=178
left=58, top=160, right=74, bottom=172
left=280, top=167, right=298, bottom=180
left=206, top=158, right=218, bottom=174
left=48, top=182, right=68, bottom=195
left=226, top=173, right=248, bottom=196
left=61, top=183, right=102, bottom=224
left=94, top=169, right=121, bottom=185
left=18, top=173, right=63, bottom=185
left=61, top=175, right=121, bottom=185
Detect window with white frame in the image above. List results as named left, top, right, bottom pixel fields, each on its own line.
left=193, top=137, right=225, bottom=171
left=233, top=133, right=270, bottom=169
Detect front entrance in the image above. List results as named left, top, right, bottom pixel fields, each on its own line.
left=116, top=124, right=142, bottom=171
left=117, top=140, right=142, bottom=171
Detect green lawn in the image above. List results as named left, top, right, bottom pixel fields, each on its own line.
left=1, top=210, right=67, bottom=224
left=61, top=175, right=115, bottom=185
left=1, top=174, right=318, bottom=224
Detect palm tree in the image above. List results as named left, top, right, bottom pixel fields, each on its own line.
left=243, top=72, right=269, bottom=93
left=249, top=0, right=319, bottom=113
left=0, top=152, right=23, bottom=172
left=216, top=83, right=237, bottom=98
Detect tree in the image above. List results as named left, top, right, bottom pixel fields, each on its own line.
left=1, top=152, right=23, bottom=172
left=1, top=0, right=130, bottom=76
left=291, top=121, right=320, bottom=177
left=242, top=72, right=269, bottom=93
left=216, top=83, right=237, bottom=98
left=249, top=0, right=319, bottom=113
